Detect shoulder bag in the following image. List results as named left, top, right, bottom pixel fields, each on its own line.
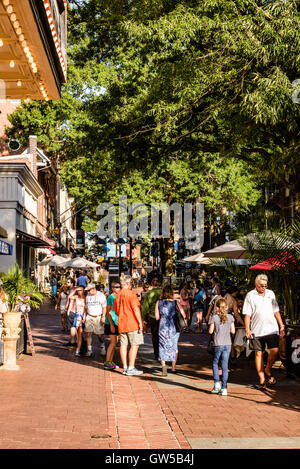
left=175, top=301, right=188, bottom=332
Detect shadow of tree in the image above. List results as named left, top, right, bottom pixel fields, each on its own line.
left=27, top=305, right=300, bottom=415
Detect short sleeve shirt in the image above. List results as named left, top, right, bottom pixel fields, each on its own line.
left=86, top=291, right=107, bottom=317
left=114, top=289, right=140, bottom=333
left=105, top=293, right=118, bottom=326
left=242, top=289, right=279, bottom=337
left=211, top=314, right=234, bottom=346
left=77, top=275, right=88, bottom=288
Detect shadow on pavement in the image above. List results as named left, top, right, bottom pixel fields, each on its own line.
left=27, top=302, right=300, bottom=414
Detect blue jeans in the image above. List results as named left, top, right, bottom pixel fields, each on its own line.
left=212, top=345, right=231, bottom=389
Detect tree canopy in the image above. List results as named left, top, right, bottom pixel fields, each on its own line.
left=4, top=1, right=300, bottom=261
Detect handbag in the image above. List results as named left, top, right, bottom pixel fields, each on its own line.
left=175, top=301, right=188, bottom=332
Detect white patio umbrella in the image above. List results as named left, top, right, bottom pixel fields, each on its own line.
left=204, top=232, right=300, bottom=259
left=203, top=239, right=247, bottom=259
left=182, top=253, right=213, bottom=264
left=60, top=257, right=98, bottom=269
left=38, top=255, right=68, bottom=266
left=182, top=253, right=250, bottom=266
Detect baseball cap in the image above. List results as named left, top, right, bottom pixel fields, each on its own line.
left=85, top=283, right=96, bottom=291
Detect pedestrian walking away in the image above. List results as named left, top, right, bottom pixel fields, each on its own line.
left=242, top=274, right=285, bottom=390
left=114, top=275, right=144, bottom=376
left=76, top=270, right=89, bottom=289
left=141, top=278, right=162, bottom=360
left=179, top=283, right=191, bottom=331
left=209, top=298, right=235, bottom=396
left=104, top=281, right=121, bottom=370
left=211, top=276, right=221, bottom=298
left=192, top=280, right=207, bottom=333
left=132, top=268, right=140, bottom=288
left=84, top=283, right=107, bottom=357
left=223, top=285, right=244, bottom=363
left=155, top=285, right=186, bottom=376
left=50, top=274, right=58, bottom=303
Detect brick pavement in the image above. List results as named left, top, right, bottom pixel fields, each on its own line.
left=0, top=301, right=299, bottom=449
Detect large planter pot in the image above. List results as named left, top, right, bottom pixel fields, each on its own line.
left=1, top=311, right=22, bottom=371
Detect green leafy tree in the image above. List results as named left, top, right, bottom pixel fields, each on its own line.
left=4, top=0, right=300, bottom=274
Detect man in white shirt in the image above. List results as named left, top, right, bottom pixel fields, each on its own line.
left=243, top=274, right=285, bottom=389
left=84, top=283, right=107, bottom=357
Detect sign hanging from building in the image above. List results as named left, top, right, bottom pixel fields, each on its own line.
left=76, top=229, right=85, bottom=249
left=0, top=240, right=13, bottom=255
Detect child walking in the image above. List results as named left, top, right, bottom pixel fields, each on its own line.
left=209, top=298, right=235, bottom=396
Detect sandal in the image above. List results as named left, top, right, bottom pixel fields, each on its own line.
left=256, top=382, right=267, bottom=390
left=266, top=375, right=277, bottom=386
left=264, top=369, right=277, bottom=386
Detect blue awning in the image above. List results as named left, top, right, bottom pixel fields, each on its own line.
left=0, top=240, right=13, bottom=255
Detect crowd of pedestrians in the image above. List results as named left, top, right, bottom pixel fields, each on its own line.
left=53, top=266, right=285, bottom=393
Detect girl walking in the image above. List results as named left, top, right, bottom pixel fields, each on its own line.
left=209, top=298, right=235, bottom=396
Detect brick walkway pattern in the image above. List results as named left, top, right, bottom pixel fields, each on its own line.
left=0, top=301, right=299, bottom=449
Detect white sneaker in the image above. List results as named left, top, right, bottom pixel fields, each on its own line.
left=122, top=367, right=128, bottom=375
left=100, top=344, right=106, bottom=356
left=211, top=382, right=221, bottom=394
left=126, top=367, right=143, bottom=376
left=220, top=388, right=227, bottom=396
left=85, top=350, right=93, bottom=357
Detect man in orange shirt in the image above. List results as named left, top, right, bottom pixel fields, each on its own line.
left=114, top=275, right=144, bottom=376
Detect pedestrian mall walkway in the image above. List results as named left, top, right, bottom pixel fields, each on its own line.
left=0, top=301, right=299, bottom=449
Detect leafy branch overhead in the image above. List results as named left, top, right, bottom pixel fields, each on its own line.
left=4, top=0, right=300, bottom=219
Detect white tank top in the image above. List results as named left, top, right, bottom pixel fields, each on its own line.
left=60, top=292, right=68, bottom=309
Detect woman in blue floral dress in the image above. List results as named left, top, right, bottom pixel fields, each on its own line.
left=155, top=285, right=186, bottom=376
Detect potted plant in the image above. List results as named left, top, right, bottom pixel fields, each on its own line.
left=1, top=265, right=43, bottom=370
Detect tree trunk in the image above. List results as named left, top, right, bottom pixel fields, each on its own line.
left=162, top=223, right=176, bottom=277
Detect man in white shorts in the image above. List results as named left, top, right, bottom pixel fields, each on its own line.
left=84, top=283, right=107, bottom=357
left=243, top=274, right=285, bottom=389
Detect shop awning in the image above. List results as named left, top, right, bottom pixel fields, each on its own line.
left=16, top=229, right=52, bottom=248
